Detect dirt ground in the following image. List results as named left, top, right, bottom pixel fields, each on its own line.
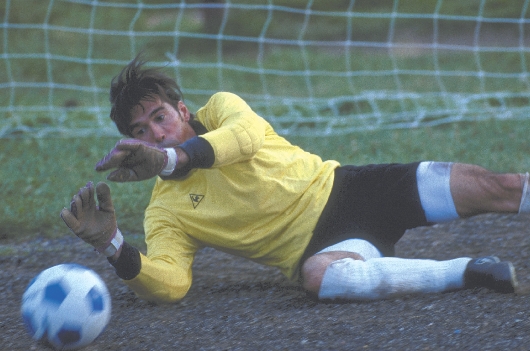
left=2, top=212, right=530, bottom=351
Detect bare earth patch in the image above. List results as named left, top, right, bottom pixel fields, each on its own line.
left=2, top=212, right=530, bottom=350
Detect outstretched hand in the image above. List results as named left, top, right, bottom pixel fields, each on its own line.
left=60, top=181, right=118, bottom=252
left=95, top=139, right=169, bottom=182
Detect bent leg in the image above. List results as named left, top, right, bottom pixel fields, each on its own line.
left=300, top=239, right=470, bottom=300
left=303, top=254, right=470, bottom=301
left=320, top=256, right=471, bottom=300
left=302, top=254, right=517, bottom=301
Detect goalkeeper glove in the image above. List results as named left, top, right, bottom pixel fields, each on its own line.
left=60, top=181, right=123, bottom=257
left=95, top=139, right=177, bottom=182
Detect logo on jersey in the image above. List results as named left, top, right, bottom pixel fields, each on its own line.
left=189, top=194, right=204, bottom=209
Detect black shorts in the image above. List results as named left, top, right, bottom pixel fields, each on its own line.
left=301, top=163, right=429, bottom=263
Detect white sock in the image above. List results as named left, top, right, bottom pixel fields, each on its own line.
left=318, top=257, right=471, bottom=301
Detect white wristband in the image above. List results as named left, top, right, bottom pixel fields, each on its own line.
left=160, top=148, right=177, bottom=176
left=102, top=228, right=124, bottom=257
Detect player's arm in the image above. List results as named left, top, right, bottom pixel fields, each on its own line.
left=61, top=182, right=195, bottom=303
left=94, top=92, right=266, bottom=181
left=195, top=92, right=267, bottom=167
left=60, top=181, right=136, bottom=274
left=156, top=92, right=268, bottom=179
left=122, top=206, right=199, bottom=303
left=60, top=181, right=140, bottom=282
left=108, top=246, right=194, bottom=303
left=93, top=139, right=180, bottom=182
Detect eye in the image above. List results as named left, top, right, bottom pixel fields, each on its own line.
left=155, top=114, right=165, bottom=121
left=133, top=128, right=145, bottom=137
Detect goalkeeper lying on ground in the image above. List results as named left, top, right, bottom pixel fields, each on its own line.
left=61, top=55, right=524, bottom=303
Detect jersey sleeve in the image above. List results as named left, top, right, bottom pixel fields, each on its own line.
left=121, top=206, right=203, bottom=303
left=194, top=92, right=268, bottom=167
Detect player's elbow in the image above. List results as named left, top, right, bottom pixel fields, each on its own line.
left=140, top=287, right=189, bottom=304
left=129, top=277, right=191, bottom=304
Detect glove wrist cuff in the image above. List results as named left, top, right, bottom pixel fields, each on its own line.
left=160, top=148, right=177, bottom=176
left=99, top=228, right=124, bottom=257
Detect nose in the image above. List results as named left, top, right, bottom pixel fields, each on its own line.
left=152, top=125, right=166, bottom=143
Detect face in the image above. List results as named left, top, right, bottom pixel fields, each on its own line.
left=129, top=97, right=196, bottom=148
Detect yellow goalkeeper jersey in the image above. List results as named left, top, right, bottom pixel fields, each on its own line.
left=124, top=92, right=340, bottom=303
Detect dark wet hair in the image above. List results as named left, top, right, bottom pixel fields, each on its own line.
left=109, top=55, right=185, bottom=136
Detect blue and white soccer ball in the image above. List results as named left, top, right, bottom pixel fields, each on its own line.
left=21, top=263, right=111, bottom=350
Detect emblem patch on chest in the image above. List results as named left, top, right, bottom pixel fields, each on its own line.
left=189, top=194, right=204, bottom=209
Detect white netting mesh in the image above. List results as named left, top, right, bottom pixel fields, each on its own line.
left=1, top=0, right=530, bottom=138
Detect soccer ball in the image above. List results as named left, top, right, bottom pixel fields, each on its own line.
left=21, top=263, right=111, bottom=350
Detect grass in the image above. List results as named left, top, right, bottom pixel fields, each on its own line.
left=0, top=137, right=153, bottom=241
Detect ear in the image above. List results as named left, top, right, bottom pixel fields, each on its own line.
left=177, top=101, right=191, bottom=122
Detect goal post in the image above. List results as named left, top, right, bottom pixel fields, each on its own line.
left=1, top=0, right=530, bottom=138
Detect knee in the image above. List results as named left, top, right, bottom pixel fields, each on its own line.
left=301, top=251, right=364, bottom=296
left=301, top=255, right=328, bottom=296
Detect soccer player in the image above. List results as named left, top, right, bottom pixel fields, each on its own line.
left=61, top=56, right=524, bottom=303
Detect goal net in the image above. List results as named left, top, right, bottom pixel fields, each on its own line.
left=2, top=0, right=530, bottom=138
